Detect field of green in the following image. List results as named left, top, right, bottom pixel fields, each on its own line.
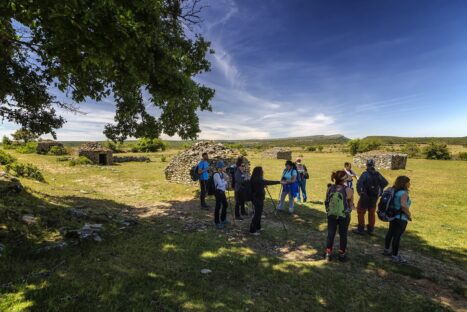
left=1, top=147, right=466, bottom=311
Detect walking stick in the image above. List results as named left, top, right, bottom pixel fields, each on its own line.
left=266, top=185, right=288, bottom=236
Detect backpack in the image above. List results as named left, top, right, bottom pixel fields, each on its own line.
left=377, top=187, right=399, bottom=222
left=190, top=165, right=200, bottom=181
left=207, top=173, right=217, bottom=196
left=325, top=185, right=348, bottom=218
left=226, top=165, right=236, bottom=189
left=365, top=171, right=381, bottom=197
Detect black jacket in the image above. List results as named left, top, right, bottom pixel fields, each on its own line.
left=250, top=177, right=280, bottom=201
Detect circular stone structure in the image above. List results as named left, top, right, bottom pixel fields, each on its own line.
left=353, top=151, right=408, bottom=170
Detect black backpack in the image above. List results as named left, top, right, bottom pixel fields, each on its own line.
left=207, top=173, right=217, bottom=196
left=365, top=171, right=381, bottom=197
left=190, top=165, right=200, bottom=181
left=377, top=187, right=399, bottom=221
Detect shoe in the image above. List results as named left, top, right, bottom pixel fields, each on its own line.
left=221, top=220, right=230, bottom=225
left=391, top=255, right=407, bottom=263
left=383, top=249, right=392, bottom=256
left=287, top=211, right=294, bottom=216
left=366, top=227, right=374, bottom=236
left=303, top=198, right=307, bottom=203
left=216, top=223, right=224, bottom=230
left=235, top=216, right=244, bottom=221
left=250, top=231, right=260, bottom=236
left=200, top=205, right=210, bottom=210
left=352, top=228, right=365, bottom=235
left=324, top=249, right=332, bottom=261
left=338, top=253, right=348, bottom=262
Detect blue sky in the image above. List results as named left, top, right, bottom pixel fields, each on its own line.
left=2, top=0, right=467, bottom=140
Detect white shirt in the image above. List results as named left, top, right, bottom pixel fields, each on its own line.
left=213, top=172, right=228, bottom=191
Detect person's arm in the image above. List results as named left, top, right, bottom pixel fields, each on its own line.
left=400, top=192, right=412, bottom=221
left=263, top=180, right=281, bottom=186
left=289, top=171, right=297, bottom=183
left=379, top=174, right=389, bottom=189
left=356, top=173, right=366, bottom=194
left=213, top=172, right=222, bottom=189
left=198, top=162, right=207, bottom=174
left=346, top=187, right=355, bottom=209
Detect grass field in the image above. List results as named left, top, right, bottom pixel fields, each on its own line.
left=1, top=148, right=466, bottom=311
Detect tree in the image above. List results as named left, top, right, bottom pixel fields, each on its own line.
left=0, top=0, right=214, bottom=140
left=11, top=128, right=38, bottom=142
left=423, top=142, right=451, bottom=160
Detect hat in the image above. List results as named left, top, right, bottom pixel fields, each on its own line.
left=366, top=159, right=375, bottom=167
left=216, top=160, right=225, bottom=169
left=296, top=157, right=302, bottom=162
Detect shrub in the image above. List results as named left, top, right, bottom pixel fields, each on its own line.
left=103, top=140, right=124, bottom=153
left=48, top=146, right=68, bottom=155
left=401, top=143, right=421, bottom=158
left=11, top=128, right=38, bottom=143
left=16, top=142, right=38, bottom=154
left=458, top=152, right=467, bottom=161
left=56, top=156, right=72, bottom=162
left=348, top=139, right=360, bottom=156
left=317, top=145, right=324, bottom=152
left=0, top=150, right=16, bottom=165
left=423, top=142, right=451, bottom=160
left=5, top=162, right=44, bottom=181
left=348, top=139, right=382, bottom=155
left=68, top=156, right=93, bottom=166
left=307, top=146, right=316, bottom=152
left=161, top=155, right=167, bottom=162
left=2, top=135, right=12, bottom=148
left=134, top=138, right=167, bottom=152
left=240, top=149, right=248, bottom=156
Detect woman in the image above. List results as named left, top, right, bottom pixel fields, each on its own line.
left=344, top=162, right=358, bottom=189
left=234, top=156, right=249, bottom=220
left=249, top=166, right=281, bottom=235
left=295, top=157, right=309, bottom=202
left=324, top=170, right=354, bottom=262
left=384, top=176, right=412, bottom=263
left=213, top=161, right=230, bottom=229
left=277, top=160, right=299, bottom=214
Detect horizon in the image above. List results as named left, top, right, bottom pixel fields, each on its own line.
left=1, top=0, right=467, bottom=140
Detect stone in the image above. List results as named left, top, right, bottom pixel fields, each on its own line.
left=39, top=241, right=68, bottom=252
left=36, top=140, right=64, bottom=154
left=200, top=269, right=212, bottom=274
left=262, top=148, right=292, bottom=160
left=70, top=208, right=88, bottom=219
left=22, top=214, right=38, bottom=225
left=112, top=156, right=150, bottom=163
left=353, top=152, right=408, bottom=170
left=164, top=141, right=249, bottom=184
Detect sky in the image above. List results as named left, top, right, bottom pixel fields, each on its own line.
left=2, top=0, right=467, bottom=140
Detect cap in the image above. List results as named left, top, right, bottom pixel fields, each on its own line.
left=216, top=160, right=225, bottom=169
left=366, top=159, right=375, bottom=167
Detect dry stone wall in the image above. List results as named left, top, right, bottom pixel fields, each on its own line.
left=262, top=148, right=292, bottom=160
left=353, top=152, right=408, bottom=170
left=36, top=140, right=63, bottom=154
left=165, top=141, right=249, bottom=184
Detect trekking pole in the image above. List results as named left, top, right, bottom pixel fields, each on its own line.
left=266, top=185, right=288, bottom=237
left=226, top=189, right=236, bottom=225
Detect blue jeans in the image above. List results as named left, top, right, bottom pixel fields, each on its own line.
left=297, top=179, right=307, bottom=202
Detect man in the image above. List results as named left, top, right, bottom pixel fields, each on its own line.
left=295, top=157, right=309, bottom=202
left=234, top=157, right=249, bottom=220
left=354, top=159, right=388, bottom=235
left=198, top=152, right=210, bottom=209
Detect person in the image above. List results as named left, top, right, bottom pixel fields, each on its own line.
left=197, top=152, right=210, bottom=209
left=384, top=176, right=412, bottom=263
left=354, top=159, right=388, bottom=235
left=324, top=170, right=354, bottom=261
left=344, top=162, right=358, bottom=189
left=234, top=156, right=249, bottom=220
left=249, top=166, right=281, bottom=235
left=277, top=160, right=299, bottom=215
left=213, top=161, right=229, bottom=229
left=295, top=157, right=309, bottom=202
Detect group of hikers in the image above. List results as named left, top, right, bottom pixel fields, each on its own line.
left=194, top=153, right=412, bottom=263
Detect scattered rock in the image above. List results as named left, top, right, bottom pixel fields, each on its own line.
left=22, top=214, right=38, bottom=225
left=119, top=219, right=138, bottom=230
left=200, top=269, right=212, bottom=274
left=64, top=223, right=103, bottom=242
left=70, top=208, right=88, bottom=219
left=39, top=241, right=68, bottom=252
left=113, top=156, right=150, bottom=163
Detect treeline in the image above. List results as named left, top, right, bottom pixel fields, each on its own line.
left=363, top=136, right=467, bottom=145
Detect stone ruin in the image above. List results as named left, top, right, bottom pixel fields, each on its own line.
left=36, top=140, right=64, bottom=154
left=353, top=152, right=408, bottom=170
left=164, top=141, right=249, bottom=184
left=78, top=142, right=113, bottom=165
left=262, top=147, right=292, bottom=161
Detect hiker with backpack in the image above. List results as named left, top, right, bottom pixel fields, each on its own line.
left=234, top=156, right=249, bottom=220
left=197, top=152, right=210, bottom=209
left=295, top=157, right=309, bottom=203
left=383, top=176, right=412, bottom=263
left=213, top=161, right=230, bottom=229
left=354, top=159, right=388, bottom=235
left=324, top=170, right=355, bottom=261
left=277, top=160, right=299, bottom=215
left=344, top=162, right=358, bottom=189
left=249, top=166, right=281, bottom=235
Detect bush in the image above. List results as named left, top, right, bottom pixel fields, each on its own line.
left=2, top=135, right=12, bottom=148
left=458, top=152, right=467, bottom=161
left=317, top=145, right=324, bottom=152
left=401, top=143, right=421, bottom=158
left=423, top=142, right=451, bottom=160
left=348, top=139, right=360, bottom=156
left=240, top=149, right=248, bottom=156
left=48, top=146, right=68, bottom=155
left=160, top=155, right=167, bottom=162
left=134, top=138, right=167, bottom=152
left=56, top=156, right=72, bottom=162
left=103, top=140, right=124, bottom=153
left=16, top=142, right=38, bottom=154
left=348, top=139, right=382, bottom=155
left=5, top=162, right=44, bottom=181
left=307, top=146, right=316, bottom=152
left=0, top=150, right=16, bottom=165
left=68, top=156, right=93, bottom=166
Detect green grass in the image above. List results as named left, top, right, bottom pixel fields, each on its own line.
left=1, top=149, right=466, bottom=311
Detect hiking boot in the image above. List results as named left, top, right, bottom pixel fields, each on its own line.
left=216, top=223, right=224, bottom=230
left=383, top=249, right=392, bottom=256
left=235, top=216, right=244, bottom=221
left=250, top=231, right=260, bottom=236
left=352, top=228, right=365, bottom=235
left=366, top=227, right=374, bottom=236
left=221, top=220, right=230, bottom=225
left=303, top=198, right=307, bottom=203
left=392, top=255, right=407, bottom=263
left=338, top=253, right=348, bottom=262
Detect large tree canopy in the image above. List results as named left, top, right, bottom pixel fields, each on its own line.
left=0, top=0, right=214, bottom=140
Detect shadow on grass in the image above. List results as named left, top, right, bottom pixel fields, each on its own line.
left=0, top=189, right=465, bottom=311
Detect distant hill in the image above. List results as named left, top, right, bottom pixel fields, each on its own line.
left=217, top=134, right=350, bottom=147
left=363, top=136, right=467, bottom=145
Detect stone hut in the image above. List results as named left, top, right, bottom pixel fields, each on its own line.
left=262, top=148, right=292, bottom=161
left=164, top=141, right=249, bottom=184
left=78, top=142, right=113, bottom=165
left=353, top=152, right=408, bottom=170
left=36, top=140, right=64, bottom=154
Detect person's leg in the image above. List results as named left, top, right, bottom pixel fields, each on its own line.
left=338, top=215, right=351, bottom=253
left=277, top=189, right=287, bottom=211
left=214, top=191, right=221, bottom=224
left=256, top=201, right=264, bottom=231
left=367, top=207, right=376, bottom=234
left=301, top=179, right=307, bottom=201
left=288, top=190, right=294, bottom=213
left=200, top=180, right=207, bottom=207
left=250, top=200, right=260, bottom=233
left=234, top=191, right=241, bottom=218
left=326, top=216, right=338, bottom=253
left=240, top=196, right=247, bottom=216
left=385, top=220, right=396, bottom=250
left=392, top=219, right=408, bottom=256
left=220, top=192, right=228, bottom=223
left=354, top=204, right=366, bottom=233
left=297, top=181, right=302, bottom=203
